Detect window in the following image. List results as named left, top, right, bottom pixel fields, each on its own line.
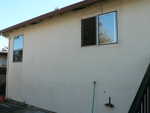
left=81, top=17, right=96, bottom=46
left=81, top=11, right=117, bottom=46
left=13, top=35, right=24, bottom=62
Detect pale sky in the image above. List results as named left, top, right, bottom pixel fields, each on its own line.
left=0, top=0, right=83, bottom=49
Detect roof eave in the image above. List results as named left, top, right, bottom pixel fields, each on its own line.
left=0, top=0, right=101, bottom=37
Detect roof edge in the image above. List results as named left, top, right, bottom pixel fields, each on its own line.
left=0, top=0, right=101, bottom=37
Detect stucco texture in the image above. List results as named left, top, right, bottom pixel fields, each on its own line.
left=6, top=0, right=150, bottom=113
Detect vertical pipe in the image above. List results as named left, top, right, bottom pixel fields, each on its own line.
left=91, top=81, right=96, bottom=113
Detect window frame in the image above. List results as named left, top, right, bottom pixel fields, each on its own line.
left=81, top=11, right=118, bottom=47
left=81, top=16, right=97, bottom=46
left=98, top=11, right=118, bottom=45
left=13, top=34, right=24, bottom=63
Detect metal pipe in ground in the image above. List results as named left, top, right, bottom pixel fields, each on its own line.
left=91, top=81, right=96, bottom=113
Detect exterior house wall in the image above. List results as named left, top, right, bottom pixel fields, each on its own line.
left=7, top=0, right=150, bottom=113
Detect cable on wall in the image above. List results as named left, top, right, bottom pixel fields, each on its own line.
left=100, top=0, right=106, bottom=14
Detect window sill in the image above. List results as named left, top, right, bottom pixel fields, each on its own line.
left=81, top=42, right=118, bottom=48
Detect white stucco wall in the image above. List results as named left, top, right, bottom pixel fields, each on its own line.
left=6, top=0, right=150, bottom=113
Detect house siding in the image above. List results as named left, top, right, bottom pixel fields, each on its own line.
left=7, top=0, right=150, bottom=113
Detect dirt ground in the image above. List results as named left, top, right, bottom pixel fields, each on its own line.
left=0, top=101, right=55, bottom=113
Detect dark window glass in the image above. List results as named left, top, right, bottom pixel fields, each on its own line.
left=13, top=50, right=23, bottom=62
left=13, top=35, right=24, bottom=62
left=81, top=17, right=96, bottom=46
